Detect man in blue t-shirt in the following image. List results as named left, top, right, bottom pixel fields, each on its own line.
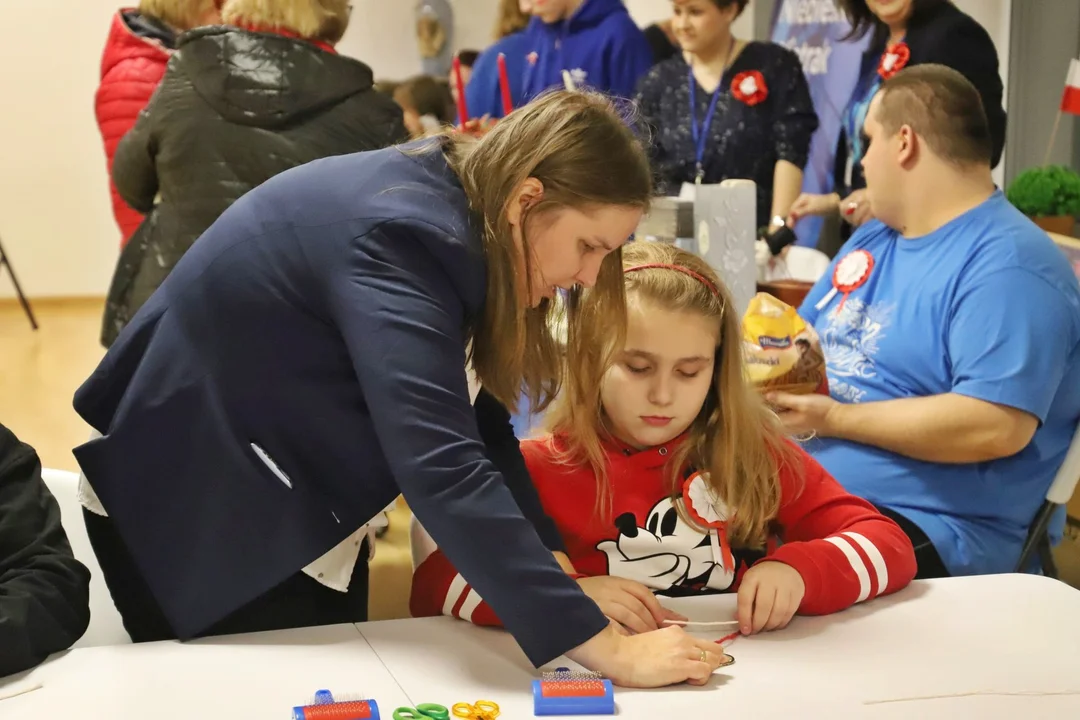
left=769, top=65, right=1080, bottom=578
left=520, top=0, right=653, bottom=103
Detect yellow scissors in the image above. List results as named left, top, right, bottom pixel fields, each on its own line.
left=451, top=699, right=500, bottom=720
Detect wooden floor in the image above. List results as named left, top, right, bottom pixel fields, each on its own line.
left=3, top=298, right=1077, bottom=620
left=0, top=297, right=415, bottom=620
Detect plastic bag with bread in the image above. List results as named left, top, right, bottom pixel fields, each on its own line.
left=742, top=292, right=828, bottom=396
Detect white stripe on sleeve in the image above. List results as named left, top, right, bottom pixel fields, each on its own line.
left=843, top=531, right=889, bottom=597
left=458, top=589, right=484, bottom=623
left=442, top=574, right=468, bottom=617
left=825, top=536, right=871, bottom=603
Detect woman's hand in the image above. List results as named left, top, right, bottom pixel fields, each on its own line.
left=576, top=576, right=686, bottom=634
left=787, top=192, right=840, bottom=226
left=737, top=561, right=806, bottom=635
left=839, top=189, right=872, bottom=227
left=565, top=622, right=731, bottom=688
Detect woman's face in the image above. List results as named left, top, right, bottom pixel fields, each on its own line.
left=531, top=0, right=573, bottom=24
left=519, top=0, right=534, bottom=13
left=866, top=0, right=914, bottom=27
left=672, top=0, right=737, bottom=56
left=507, top=183, right=641, bottom=307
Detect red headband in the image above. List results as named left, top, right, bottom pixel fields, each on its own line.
left=623, top=263, right=720, bottom=296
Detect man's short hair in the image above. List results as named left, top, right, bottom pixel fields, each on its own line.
left=876, top=64, right=993, bottom=167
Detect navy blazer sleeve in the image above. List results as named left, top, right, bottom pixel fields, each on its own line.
left=474, top=389, right=566, bottom=554
left=326, top=223, right=606, bottom=666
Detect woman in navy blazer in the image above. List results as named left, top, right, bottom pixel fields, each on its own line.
left=72, top=91, right=725, bottom=686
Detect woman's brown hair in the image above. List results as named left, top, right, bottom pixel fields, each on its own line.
left=440, top=90, right=652, bottom=415
left=139, top=0, right=219, bottom=31
left=221, top=0, right=351, bottom=43
left=546, top=242, right=802, bottom=548
left=495, top=0, right=531, bottom=40
left=837, top=0, right=948, bottom=43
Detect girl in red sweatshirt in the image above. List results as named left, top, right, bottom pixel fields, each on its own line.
left=411, top=242, right=916, bottom=636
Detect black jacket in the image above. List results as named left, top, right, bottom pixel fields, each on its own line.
left=836, top=1, right=1007, bottom=194
left=0, top=425, right=90, bottom=678
left=102, top=26, right=408, bottom=347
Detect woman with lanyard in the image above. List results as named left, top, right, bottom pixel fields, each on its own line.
left=788, top=0, right=1006, bottom=256
left=634, top=0, right=818, bottom=233
left=71, top=91, right=726, bottom=687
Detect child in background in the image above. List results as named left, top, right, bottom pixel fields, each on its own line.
left=520, top=0, right=653, bottom=102
left=392, top=75, right=455, bottom=138
left=411, top=242, right=916, bottom=636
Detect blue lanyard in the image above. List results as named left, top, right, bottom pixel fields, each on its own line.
left=688, top=59, right=731, bottom=184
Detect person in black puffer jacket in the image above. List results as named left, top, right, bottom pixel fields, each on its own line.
left=102, top=0, right=408, bottom=348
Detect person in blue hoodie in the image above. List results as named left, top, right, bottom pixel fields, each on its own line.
left=464, top=0, right=533, bottom=120
left=521, top=0, right=654, bottom=102
left=70, top=90, right=725, bottom=687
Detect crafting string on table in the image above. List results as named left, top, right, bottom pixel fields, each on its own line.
left=814, top=249, right=875, bottom=314
left=689, top=39, right=737, bottom=185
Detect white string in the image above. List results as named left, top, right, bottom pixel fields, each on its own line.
left=864, top=690, right=1080, bottom=706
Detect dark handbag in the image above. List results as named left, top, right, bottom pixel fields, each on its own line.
left=100, top=208, right=156, bottom=349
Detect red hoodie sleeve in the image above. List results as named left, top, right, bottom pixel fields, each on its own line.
left=409, top=549, right=503, bottom=627
left=764, top=443, right=917, bottom=615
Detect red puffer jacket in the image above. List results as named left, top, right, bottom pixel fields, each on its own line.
left=94, top=10, right=175, bottom=247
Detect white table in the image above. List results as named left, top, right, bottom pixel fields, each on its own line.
left=0, top=624, right=414, bottom=719
left=359, top=574, right=1080, bottom=719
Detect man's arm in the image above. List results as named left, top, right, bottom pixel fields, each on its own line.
left=821, top=393, right=1037, bottom=464
left=0, top=426, right=91, bottom=678
left=779, top=266, right=1075, bottom=463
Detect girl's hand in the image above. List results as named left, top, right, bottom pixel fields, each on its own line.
left=576, top=576, right=687, bottom=634
left=566, top=622, right=731, bottom=688
left=737, top=561, right=806, bottom=635
left=787, top=192, right=840, bottom=226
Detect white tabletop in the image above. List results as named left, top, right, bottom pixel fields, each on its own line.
left=0, top=624, right=414, bottom=719
left=358, top=574, right=1080, bottom=719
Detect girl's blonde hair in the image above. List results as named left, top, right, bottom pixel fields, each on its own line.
left=139, top=0, right=218, bottom=31
left=546, top=242, right=802, bottom=548
left=495, top=0, right=531, bottom=40
left=221, top=0, right=350, bottom=43
left=440, top=90, right=652, bottom=415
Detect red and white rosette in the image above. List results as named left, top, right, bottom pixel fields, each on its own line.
left=878, top=42, right=911, bottom=80
left=731, top=70, right=769, bottom=106
left=682, top=472, right=735, bottom=572
left=814, top=248, right=875, bottom=313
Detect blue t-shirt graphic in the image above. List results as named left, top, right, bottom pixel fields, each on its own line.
left=800, top=191, right=1080, bottom=576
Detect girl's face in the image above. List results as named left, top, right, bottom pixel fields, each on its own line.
left=601, top=299, right=719, bottom=449
left=866, top=0, right=914, bottom=26
left=508, top=184, right=641, bottom=307
left=671, top=0, right=736, bottom=56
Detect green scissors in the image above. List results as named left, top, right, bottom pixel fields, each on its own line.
left=393, top=704, right=451, bottom=720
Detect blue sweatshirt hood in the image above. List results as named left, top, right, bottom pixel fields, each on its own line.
left=521, top=0, right=653, bottom=101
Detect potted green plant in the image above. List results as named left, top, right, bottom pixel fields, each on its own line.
left=1006, top=165, right=1080, bottom=236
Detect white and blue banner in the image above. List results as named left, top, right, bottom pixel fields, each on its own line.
left=771, top=0, right=871, bottom=247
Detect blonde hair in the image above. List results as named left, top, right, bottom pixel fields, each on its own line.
left=437, top=90, right=652, bottom=415
left=139, top=0, right=218, bottom=31
left=495, top=0, right=531, bottom=40
left=221, top=0, right=350, bottom=43
left=546, top=242, right=802, bottom=548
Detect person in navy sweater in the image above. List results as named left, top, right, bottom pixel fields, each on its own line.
left=521, top=0, right=654, bottom=102
left=71, top=91, right=725, bottom=687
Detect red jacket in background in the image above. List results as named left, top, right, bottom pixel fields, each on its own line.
left=95, top=10, right=174, bottom=247
left=411, top=435, right=917, bottom=626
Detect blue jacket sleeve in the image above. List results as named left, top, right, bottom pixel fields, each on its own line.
left=325, top=223, right=606, bottom=666
left=474, top=389, right=566, bottom=553
left=464, top=49, right=501, bottom=121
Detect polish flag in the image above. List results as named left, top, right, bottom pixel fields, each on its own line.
left=1061, top=59, right=1080, bottom=115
